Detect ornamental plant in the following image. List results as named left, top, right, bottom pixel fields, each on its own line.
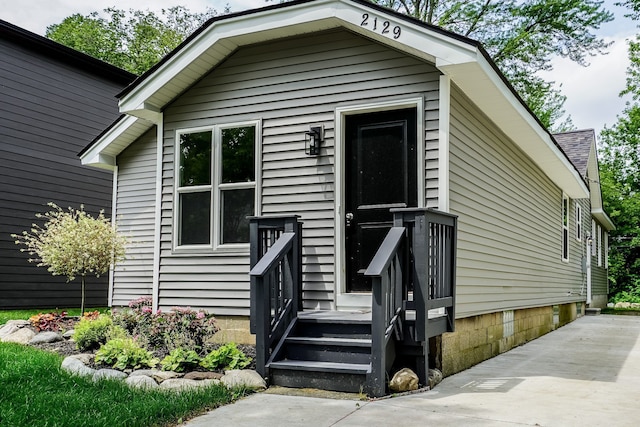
left=28, top=311, right=68, bottom=332
left=12, top=203, right=126, bottom=314
left=95, top=337, right=158, bottom=370
left=161, top=348, right=201, bottom=372
left=112, top=297, right=218, bottom=357
left=200, top=342, right=251, bottom=371
left=73, top=314, right=113, bottom=351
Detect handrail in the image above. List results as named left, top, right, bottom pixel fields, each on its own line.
left=365, top=226, right=406, bottom=397
left=365, top=208, right=457, bottom=396
left=249, top=216, right=302, bottom=378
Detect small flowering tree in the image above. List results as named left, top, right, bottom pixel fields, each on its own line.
left=12, top=203, right=126, bottom=314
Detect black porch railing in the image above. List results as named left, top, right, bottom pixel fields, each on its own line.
left=365, top=208, right=457, bottom=396
left=249, top=216, right=302, bottom=378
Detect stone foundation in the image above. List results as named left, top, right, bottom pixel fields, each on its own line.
left=212, top=316, right=255, bottom=345
left=441, top=303, right=580, bottom=377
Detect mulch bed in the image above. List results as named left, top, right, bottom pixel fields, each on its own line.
left=26, top=318, right=257, bottom=372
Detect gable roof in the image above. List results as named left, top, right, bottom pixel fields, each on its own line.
left=80, top=0, right=589, bottom=199
left=0, top=19, right=135, bottom=85
left=554, top=129, right=614, bottom=230
left=554, top=130, right=591, bottom=180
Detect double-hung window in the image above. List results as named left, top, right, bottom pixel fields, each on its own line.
left=176, top=122, right=258, bottom=249
left=562, top=193, right=569, bottom=262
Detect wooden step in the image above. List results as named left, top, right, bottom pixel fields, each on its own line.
left=269, top=360, right=370, bottom=374
left=285, top=336, right=372, bottom=346
left=283, top=336, right=372, bottom=364
left=268, top=360, right=370, bottom=393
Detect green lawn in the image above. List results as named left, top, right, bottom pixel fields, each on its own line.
left=0, top=342, right=244, bottom=427
left=0, top=308, right=246, bottom=426
left=0, top=307, right=109, bottom=325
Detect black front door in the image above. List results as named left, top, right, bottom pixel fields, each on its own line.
left=345, top=108, right=417, bottom=292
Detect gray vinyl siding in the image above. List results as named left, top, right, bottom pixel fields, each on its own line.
left=112, top=129, right=157, bottom=307
left=160, top=30, right=440, bottom=315
left=449, top=84, right=585, bottom=318
left=0, top=33, right=131, bottom=309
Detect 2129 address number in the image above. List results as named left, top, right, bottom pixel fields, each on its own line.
left=360, top=13, right=401, bottom=39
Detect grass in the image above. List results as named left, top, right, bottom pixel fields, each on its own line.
left=1, top=308, right=247, bottom=426
left=0, top=342, right=245, bottom=427
left=601, top=307, right=640, bottom=316
left=0, top=307, right=109, bottom=325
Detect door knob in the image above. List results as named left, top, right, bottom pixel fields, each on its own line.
left=345, top=212, right=354, bottom=227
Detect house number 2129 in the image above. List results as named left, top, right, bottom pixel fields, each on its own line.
left=360, top=13, right=401, bottom=39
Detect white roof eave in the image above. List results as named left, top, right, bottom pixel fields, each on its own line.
left=109, top=0, right=587, bottom=199
left=438, top=58, right=589, bottom=199
left=80, top=115, right=154, bottom=170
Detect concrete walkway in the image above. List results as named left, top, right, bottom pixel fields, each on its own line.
left=183, top=315, right=640, bottom=426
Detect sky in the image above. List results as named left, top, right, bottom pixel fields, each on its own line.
left=1, top=0, right=637, bottom=136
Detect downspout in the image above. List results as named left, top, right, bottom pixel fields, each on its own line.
left=152, top=115, right=163, bottom=313
left=586, top=236, right=592, bottom=305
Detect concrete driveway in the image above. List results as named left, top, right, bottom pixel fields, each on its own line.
left=183, top=315, right=640, bottom=426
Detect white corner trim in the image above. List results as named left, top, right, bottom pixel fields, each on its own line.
left=438, top=74, right=451, bottom=212
left=152, top=116, right=163, bottom=313
left=108, top=166, right=118, bottom=308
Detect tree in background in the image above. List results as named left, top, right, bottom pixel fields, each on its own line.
left=598, top=0, right=640, bottom=301
left=46, top=6, right=226, bottom=75
left=374, top=0, right=613, bottom=130
left=12, top=204, right=127, bottom=314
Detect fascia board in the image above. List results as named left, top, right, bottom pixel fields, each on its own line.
left=592, top=208, right=615, bottom=231
left=440, top=57, right=589, bottom=199
left=80, top=115, right=153, bottom=168
left=119, top=0, right=478, bottom=115
left=587, top=139, right=604, bottom=209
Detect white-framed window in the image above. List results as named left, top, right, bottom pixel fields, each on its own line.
left=591, top=219, right=597, bottom=256
left=597, top=224, right=602, bottom=267
left=562, top=193, right=569, bottom=262
left=175, top=121, right=259, bottom=249
left=575, top=203, right=582, bottom=241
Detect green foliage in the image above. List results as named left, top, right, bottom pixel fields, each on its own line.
left=46, top=6, right=226, bottom=75
left=0, top=342, right=241, bottom=427
left=609, top=290, right=640, bottom=304
left=11, top=203, right=126, bottom=314
left=200, top=343, right=252, bottom=371
left=161, top=348, right=201, bottom=372
left=73, top=315, right=113, bottom=351
left=95, top=337, right=158, bottom=370
left=111, top=297, right=218, bottom=357
left=28, top=311, right=68, bottom=332
left=599, top=103, right=640, bottom=298
left=373, top=0, right=613, bottom=129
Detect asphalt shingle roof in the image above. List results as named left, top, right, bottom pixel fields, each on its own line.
left=553, top=129, right=594, bottom=180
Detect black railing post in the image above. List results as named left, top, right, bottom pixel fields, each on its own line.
left=249, top=215, right=302, bottom=379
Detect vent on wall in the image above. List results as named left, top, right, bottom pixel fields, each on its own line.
left=503, top=310, right=514, bottom=338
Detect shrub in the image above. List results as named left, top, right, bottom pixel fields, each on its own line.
left=160, top=348, right=201, bottom=372
left=74, top=315, right=113, bottom=350
left=610, top=290, right=640, bottom=304
left=112, top=298, right=218, bottom=357
left=29, top=311, right=67, bottom=332
left=200, top=343, right=251, bottom=371
left=95, top=337, right=158, bottom=370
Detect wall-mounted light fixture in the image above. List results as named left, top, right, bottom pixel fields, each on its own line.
left=305, top=125, right=323, bottom=156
